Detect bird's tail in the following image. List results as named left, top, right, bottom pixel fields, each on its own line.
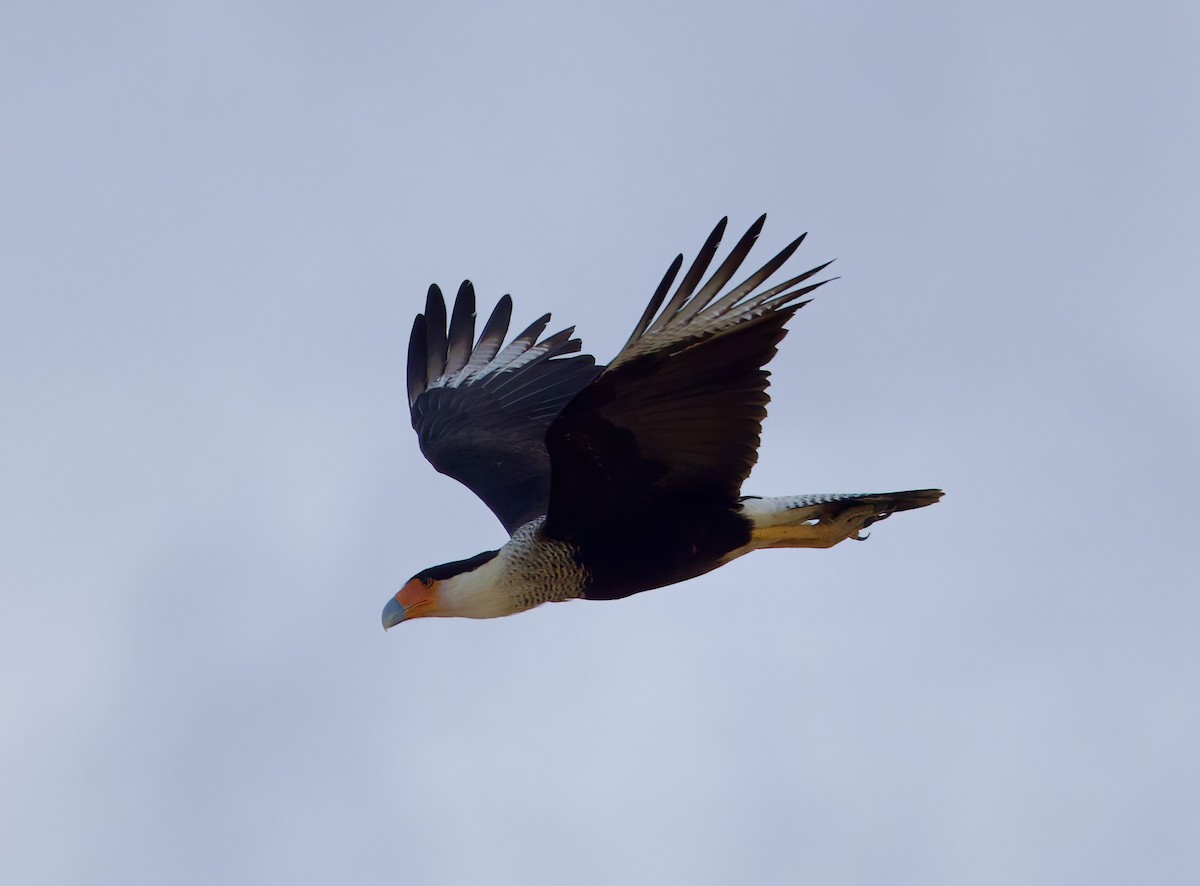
left=739, top=489, right=943, bottom=549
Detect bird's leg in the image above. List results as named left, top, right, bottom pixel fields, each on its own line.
left=749, top=503, right=885, bottom=550
left=810, top=504, right=882, bottom=547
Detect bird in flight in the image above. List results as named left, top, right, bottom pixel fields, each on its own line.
left=384, top=216, right=941, bottom=628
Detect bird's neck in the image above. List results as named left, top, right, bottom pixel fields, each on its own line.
left=438, top=553, right=515, bottom=619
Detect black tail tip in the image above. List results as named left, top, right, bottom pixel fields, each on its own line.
left=892, top=489, right=944, bottom=511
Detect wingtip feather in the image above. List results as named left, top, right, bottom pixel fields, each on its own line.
left=446, top=281, right=478, bottom=374
left=424, top=284, right=448, bottom=382
left=650, top=217, right=730, bottom=331
left=623, top=253, right=684, bottom=352
left=407, top=314, right=429, bottom=410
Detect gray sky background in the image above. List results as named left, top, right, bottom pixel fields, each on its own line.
left=2, top=1, right=1198, bottom=884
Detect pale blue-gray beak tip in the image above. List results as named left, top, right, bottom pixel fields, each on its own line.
left=382, top=597, right=406, bottom=631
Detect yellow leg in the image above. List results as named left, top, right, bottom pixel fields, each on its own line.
left=752, top=505, right=879, bottom=549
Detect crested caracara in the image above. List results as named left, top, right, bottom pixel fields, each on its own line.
left=384, top=216, right=942, bottom=627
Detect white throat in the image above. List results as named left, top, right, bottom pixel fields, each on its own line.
left=437, top=553, right=515, bottom=619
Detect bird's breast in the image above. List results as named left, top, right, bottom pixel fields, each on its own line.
left=498, top=517, right=591, bottom=613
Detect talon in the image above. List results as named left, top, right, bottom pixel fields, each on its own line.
left=852, top=531, right=870, bottom=541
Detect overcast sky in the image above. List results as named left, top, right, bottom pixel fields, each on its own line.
left=2, top=1, right=1198, bottom=884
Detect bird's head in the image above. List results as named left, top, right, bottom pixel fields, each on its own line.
left=382, top=549, right=502, bottom=628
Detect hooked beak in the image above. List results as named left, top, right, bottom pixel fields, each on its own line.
left=381, top=596, right=406, bottom=630
left=382, top=578, right=439, bottom=630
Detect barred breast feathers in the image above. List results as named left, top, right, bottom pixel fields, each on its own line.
left=501, top=517, right=590, bottom=612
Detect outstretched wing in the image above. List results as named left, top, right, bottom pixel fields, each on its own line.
left=408, top=281, right=601, bottom=534
left=544, top=215, right=832, bottom=540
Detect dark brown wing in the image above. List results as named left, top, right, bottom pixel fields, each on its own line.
left=409, top=282, right=601, bottom=534
left=543, top=215, right=832, bottom=540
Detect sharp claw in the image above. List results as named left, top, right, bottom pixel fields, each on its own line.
left=852, top=531, right=870, bottom=541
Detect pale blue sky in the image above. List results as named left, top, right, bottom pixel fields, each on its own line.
left=2, top=2, right=1198, bottom=884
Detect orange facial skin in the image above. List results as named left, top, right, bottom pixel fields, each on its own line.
left=395, top=576, right=439, bottom=619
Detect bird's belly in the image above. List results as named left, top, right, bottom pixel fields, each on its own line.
left=578, top=504, right=753, bottom=601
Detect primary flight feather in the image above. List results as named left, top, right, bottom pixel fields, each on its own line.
left=385, top=216, right=942, bottom=626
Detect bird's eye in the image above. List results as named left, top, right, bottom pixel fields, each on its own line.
left=420, top=576, right=434, bottom=589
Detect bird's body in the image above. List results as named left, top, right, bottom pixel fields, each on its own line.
left=384, top=216, right=942, bottom=627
